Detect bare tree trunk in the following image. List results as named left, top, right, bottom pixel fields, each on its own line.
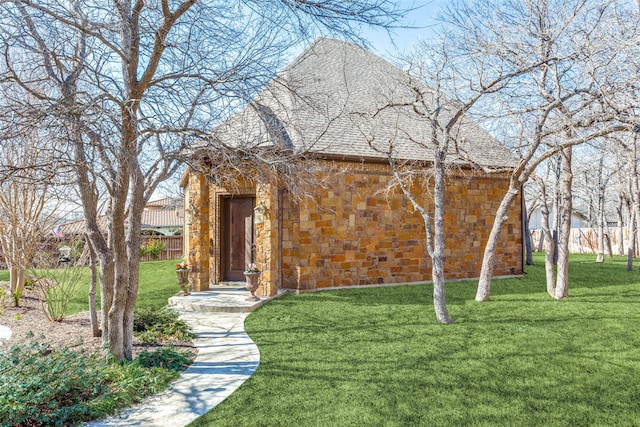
left=626, top=197, right=635, bottom=270
left=630, top=142, right=640, bottom=265
left=617, top=195, right=625, bottom=256
left=389, top=155, right=452, bottom=323
left=634, top=195, right=640, bottom=261
left=524, top=202, right=534, bottom=265
left=596, top=226, right=605, bottom=262
left=87, top=236, right=100, bottom=338
left=595, top=156, right=606, bottom=262
left=431, top=153, right=453, bottom=324
left=542, top=211, right=556, bottom=297
left=533, top=176, right=556, bottom=296
left=553, top=154, right=561, bottom=263
left=107, top=167, right=131, bottom=361
left=9, top=265, right=18, bottom=302
left=475, top=185, right=519, bottom=301
left=605, top=233, right=613, bottom=258
left=123, top=166, right=145, bottom=360
left=554, top=146, right=572, bottom=299
left=537, top=230, right=545, bottom=252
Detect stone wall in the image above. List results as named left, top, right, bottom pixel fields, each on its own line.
left=184, top=172, right=210, bottom=291
left=278, top=161, right=522, bottom=291
left=184, top=160, right=523, bottom=295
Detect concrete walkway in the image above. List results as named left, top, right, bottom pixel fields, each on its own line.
left=0, top=325, right=11, bottom=345
left=86, top=286, right=283, bottom=427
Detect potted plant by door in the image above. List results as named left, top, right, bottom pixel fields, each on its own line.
left=244, top=263, right=261, bottom=302
left=176, top=262, right=190, bottom=296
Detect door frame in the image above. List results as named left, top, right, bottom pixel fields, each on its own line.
left=221, top=196, right=255, bottom=281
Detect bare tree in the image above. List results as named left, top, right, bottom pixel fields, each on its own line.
left=0, top=0, right=405, bottom=361
left=573, top=143, right=615, bottom=262
left=532, top=174, right=557, bottom=296
left=346, top=24, right=557, bottom=322
left=0, top=132, right=64, bottom=303
left=440, top=0, right=631, bottom=301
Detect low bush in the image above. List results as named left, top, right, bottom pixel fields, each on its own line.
left=139, top=237, right=166, bottom=260
left=0, top=305, right=196, bottom=426
left=134, top=307, right=195, bottom=344
left=0, top=341, right=194, bottom=426
left=35, top=267, right=85, bottom=322
left=136, top=346, right=195, bottom=371
left=0, top=342, right=109, bottom=427
left=11, top=287, right=20, bottom=307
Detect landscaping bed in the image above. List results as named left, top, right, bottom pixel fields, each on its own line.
left=0, top=260, right=196, bottom=426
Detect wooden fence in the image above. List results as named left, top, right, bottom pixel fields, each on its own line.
left=140, top=235, right=184, bottom=262
left=0, top=235, right=184, bottom=269
left=530, top=227, right=630, bottom=255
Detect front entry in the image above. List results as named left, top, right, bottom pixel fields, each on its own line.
left=222, top=197, right=255, bottom=281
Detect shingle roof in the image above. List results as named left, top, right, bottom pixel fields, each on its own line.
left=140, top=208, right=184, bottom=228
left=146, top=198, right=182, bottom=209
left=210, top=38, right=517, bottom=168
left=58, top=199, right=184, bottom=235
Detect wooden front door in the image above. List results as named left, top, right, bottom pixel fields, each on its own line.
left=223, top=197, right=255, bottom=281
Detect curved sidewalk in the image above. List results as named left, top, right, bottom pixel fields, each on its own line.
left=0, top=325, right=11, bottom=345
left=87, top=287, right=281, bottom=426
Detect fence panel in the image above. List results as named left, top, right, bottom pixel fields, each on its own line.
left=140, top=235, right=184, bottom=262
left=0, top=235, right=184, bottom=270
left=530, top=227, right=629, bottom=255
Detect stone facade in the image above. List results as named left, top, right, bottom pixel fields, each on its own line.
left=183, top=160, right=523, bottom=296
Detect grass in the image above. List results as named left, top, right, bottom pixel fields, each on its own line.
left=1, top=259, right=180, bottom=314
left=191, top=253, right=640, bottom=426
left=65, top=259, right=182, bottom=313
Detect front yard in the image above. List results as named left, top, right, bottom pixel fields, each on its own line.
left=192, top=253, right=640, bottom=426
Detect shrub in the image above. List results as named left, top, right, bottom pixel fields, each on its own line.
left=133, top=307, right=195, bottom=344
left=0, top=342, right=110, bottom=426
left=136, top=346, right=194, bottom=371
left=24, top=276, right=37, bottom=288
left=35, top=267, right=84, bottom=322
left=0, top=341, right=195, bottom=426
left=139, top=237, right=166, bottom=260
left=12, top=287, right=21, bottom=307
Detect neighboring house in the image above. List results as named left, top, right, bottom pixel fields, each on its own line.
left=140, top=198, right=185, bottom=236
left=59, top=198, right=184, bottom=236
left=528, top=206, right=587, bottom=230
left=527, top=206, right=630, bottom=254
left=181, top=38, right=523, bottom=296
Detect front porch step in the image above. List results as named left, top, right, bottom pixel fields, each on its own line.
left=168, top=286, right=281, bottom=313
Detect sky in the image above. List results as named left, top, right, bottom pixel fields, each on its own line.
left=362, top=0, right=447, bottom=60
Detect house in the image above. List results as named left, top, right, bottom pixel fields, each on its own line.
left=527, top=206, right=629, bottom=254
left=140, top=198, right=185, bottom=236
left=59, top=198, right=184, bottom=237
left=528, top=206, right=587, bottom=230
left=181, top=38, right=523, bottom=296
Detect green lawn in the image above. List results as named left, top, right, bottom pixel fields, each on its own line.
left=1, top=259, right=180, bottom=313
left=191, top=253, right=640, bottom=426
left=64, top=259, right=182, bottom=313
